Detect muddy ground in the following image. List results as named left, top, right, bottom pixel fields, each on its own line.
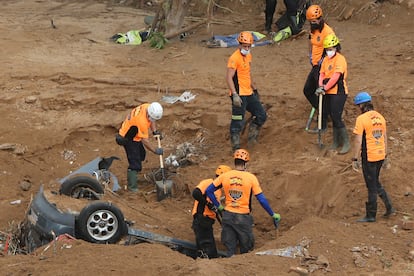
left=0, top=0, right=413, bottom=275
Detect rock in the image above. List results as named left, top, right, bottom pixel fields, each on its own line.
left=25, top=96, right=38, bottom=104
left=401, top=220, right=414, bottom=230
left=20, top=179, right=32, bottom=191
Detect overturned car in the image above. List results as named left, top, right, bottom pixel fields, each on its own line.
left=20, top=185, right=222, bottom=258
left=22, top=185, right=128, bottom=252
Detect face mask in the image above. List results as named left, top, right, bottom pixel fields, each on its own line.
left=310, top=23, right=321, bottom=31
left=326, top=49, right=336, bottom=58
left=240, top=48, right=250, bottom=56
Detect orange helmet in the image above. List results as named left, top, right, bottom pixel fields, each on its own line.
left=234, top=149, right=250, bottom=162
left=306, top=5, right=323, bottom=20
left=237, top=31, right=253, bottom=44
left=215, top=165, right=231, bottom=176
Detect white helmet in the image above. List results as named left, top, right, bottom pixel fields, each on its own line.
left=147, top=102, right=163, bottom=121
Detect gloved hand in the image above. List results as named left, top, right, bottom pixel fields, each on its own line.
left=153, top=130, right=163, bottom=140
left=206, top=202, right=215, bottom=211
left=315, top=86, right=325, bottom=96
left=352, top=158, right=361, bottom=172
left=232, top=93, right=242, bottom=107
left=218, top=205, right=224, bottom=212
left=155, top=147, right=163, bottom=155
left=272, top=213, right=281, bottom=229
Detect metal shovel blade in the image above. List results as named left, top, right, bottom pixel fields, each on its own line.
left=155, top=179, right=173, bottom=201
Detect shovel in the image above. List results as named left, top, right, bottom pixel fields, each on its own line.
left=305, top=107, right=316, bottom=132
left=317, top=93, right=324, bottom=148
left=155, top=135, right=173, bottom=201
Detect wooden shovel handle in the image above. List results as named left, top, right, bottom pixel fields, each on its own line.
left=318, top=94, right=323, bottom=130
left=156, top=135, right=164, bottom=169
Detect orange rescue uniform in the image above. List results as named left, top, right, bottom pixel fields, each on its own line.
left=353, top=110, right=387, bottom=162
left=119, top=103, right=151, bottom=142
left=309, top=23, right=334, bottom=66
left=212, top=170, right=263, bottom=214
left=320, top=52, right=348, bottom=95
left=227, top=50, right=253, bottom=96
left=192, top=179, right=221, bottom=220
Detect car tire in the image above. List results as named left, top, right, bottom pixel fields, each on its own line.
left=76, top=202, right=127, bottom=244
left=60, top=175, right=104, bottom=199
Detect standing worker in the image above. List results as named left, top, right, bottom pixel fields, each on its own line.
left=191, top=165, right=232, bottom=258
left=205, top=149, right=281, bottom=257
left=352, top=92, right=395, bottom=222
left=303, top=5, right=335, bottom=113
left=116, top=102, right=164, bottom=193
left=316, top=34, right=350, bottom=154
left=265, top=0, right=277, bottom=34
left=226, top=31, right=267, bottom=152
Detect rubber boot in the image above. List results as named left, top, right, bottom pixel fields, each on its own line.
left=247, top=123, right=260, bottom=148
left=230, top=133, right=240, bottom=152
left=378, top=188, right=395, bottom=218
left=357, top=202, right=377, bottom=222
left=338, top=127, right=350, bottom=154
left=330, top=127, right=340, bottom=150
left=127, top=169, right=138, bottom=192
left=273, top=26, right=292, bottom=42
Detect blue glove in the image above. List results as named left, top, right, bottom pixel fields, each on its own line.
left=155, top=147, right=163, bottom=155
left=272, top=213, right=281, bottom=229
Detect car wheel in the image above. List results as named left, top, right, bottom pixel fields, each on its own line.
left=60, top=175, right=104, bottom=199
left=76, top=202, right=127, bottom=244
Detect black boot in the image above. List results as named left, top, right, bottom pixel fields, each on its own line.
left=330, top=127, right=340, bottom=150
left=230, top=133, right=240, bottom=152
left=247, top=123, right=260, bottom=148
left=378, top=188, right=396, bottom=218
left=338, top=127, right=350, bottom=154
left=357, top=202, right=377, bottom=222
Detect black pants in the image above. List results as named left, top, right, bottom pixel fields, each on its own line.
left=323, top=94, right=347, bottom=128
left=362, top=159, right=384, bottom=210
left=303, top=65, right=320, bottom=109
left=221, top=211, right=254, bottom=257
left=275, top=0, right=306, bottom=34
left=265, top=0, right=277, bottom=31
left=230, top=93, right=267, bottom=135
left=123, top=140, right=146, bottom=171
left=192, top=215, right=217, bottom=258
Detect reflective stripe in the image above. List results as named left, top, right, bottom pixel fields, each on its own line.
left=232, top=115, right=243, bottom=120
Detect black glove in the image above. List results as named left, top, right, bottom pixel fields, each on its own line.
left=155, top=147, right=163, bottom=155
left=206, top=202, right=215, bottom=211
left=153, top=130, right=163, bottom=140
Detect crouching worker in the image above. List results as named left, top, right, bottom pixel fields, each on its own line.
left=205, top=149, right=281, bottom=257
left=116, top=102, right=164, bottom=193
left=192, top=165, right=232, bottom=258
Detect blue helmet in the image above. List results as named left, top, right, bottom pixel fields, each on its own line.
left=354, top=91, right=372, bottom=105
